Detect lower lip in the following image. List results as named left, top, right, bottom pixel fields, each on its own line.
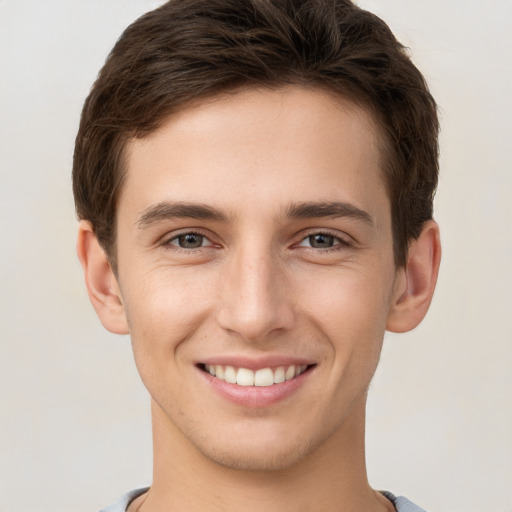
left=198, top=367, right=313, bottom=408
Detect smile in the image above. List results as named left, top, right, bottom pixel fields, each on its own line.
left=201, top=364, right=310, bottom=387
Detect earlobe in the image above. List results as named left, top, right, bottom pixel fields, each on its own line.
left=386, top=220, right=441, bottom=333
left=76, top=220, right=129, bottom=335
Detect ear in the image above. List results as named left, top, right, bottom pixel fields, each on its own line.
left=76, top=220, right=129, bottom=334
left=386, top=220, right=441, bottom=333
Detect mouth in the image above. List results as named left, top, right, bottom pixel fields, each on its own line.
left=198, top=363, right=314, bottom=387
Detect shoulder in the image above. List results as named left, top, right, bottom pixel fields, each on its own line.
left=99, top=488, right=149, bottom=512
left=381, top=491, right=428, bottom=512
left=100, top=488, right=427, bottom=512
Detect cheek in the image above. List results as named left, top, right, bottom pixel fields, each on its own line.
left=120, top=270, right=213, bottom=369
left=299, top=266, right=394, bottom=365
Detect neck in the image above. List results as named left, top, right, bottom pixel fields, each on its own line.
left=137, top=395, right=392, bottom=512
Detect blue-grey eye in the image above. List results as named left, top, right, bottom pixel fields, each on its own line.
left=172, top=233, right=205, bottom=248
left=298, top=233, right=339, bottom=249
left=307, top=234, right=335, bottom=248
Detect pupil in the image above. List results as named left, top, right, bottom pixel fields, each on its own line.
left=179, top=233, right=203, bottom=248
left=310, top=234, right=334, bottom=248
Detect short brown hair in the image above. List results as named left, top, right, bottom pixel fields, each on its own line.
left=73, top=0, right=439, bottom=270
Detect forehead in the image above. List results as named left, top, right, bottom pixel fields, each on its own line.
left=120, top=85, right=388, bottom=221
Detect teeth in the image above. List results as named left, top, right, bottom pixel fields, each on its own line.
left=236, top=368, right=254, bottom=386
left=224, top=365, right=237, bottom=384
left=254, top=368, right=274, bottom=387
left=274, top=366, right=285, bottom=384
left=215, top=365, right=224, bottom=380
left=203, top=364, right=308, bottom=387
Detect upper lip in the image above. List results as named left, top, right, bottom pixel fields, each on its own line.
left=197, top=355, right=316, bottom=371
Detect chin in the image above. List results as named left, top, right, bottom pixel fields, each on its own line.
left=191, top=431, right=317, bottom=472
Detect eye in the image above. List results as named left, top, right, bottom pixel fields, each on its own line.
left=169, top=232, right=209, bottom=249
left=298, top=233, right=348, bottom=249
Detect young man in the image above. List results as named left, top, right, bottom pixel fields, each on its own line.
left=73, top=1, right=441, bottom=511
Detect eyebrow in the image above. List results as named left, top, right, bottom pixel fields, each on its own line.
left=136, top=200, right=374, bottom=228
left=137, top=201, right=229, bottom=227
left=284, top=201, right=374, bottom=226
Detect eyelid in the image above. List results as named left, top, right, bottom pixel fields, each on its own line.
left=157, top=227, right=353, bottom=251
left=159, top=229, right=218, bottom=249
left=295, top=229, right=353, bottom=248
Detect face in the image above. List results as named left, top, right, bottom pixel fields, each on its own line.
left=114, top=86, right=404, bottom=470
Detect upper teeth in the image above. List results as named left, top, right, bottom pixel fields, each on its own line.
left=204, top=364, right=308, bottom=387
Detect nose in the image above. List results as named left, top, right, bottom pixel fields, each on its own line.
left=216, top=245, right=296, bottom=342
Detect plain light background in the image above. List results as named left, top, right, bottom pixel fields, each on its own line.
left=0, top=1, right=511, bottom=511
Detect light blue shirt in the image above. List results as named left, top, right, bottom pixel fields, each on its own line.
left=100, top=488, right=427, bottom=512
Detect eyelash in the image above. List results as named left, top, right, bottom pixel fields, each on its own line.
left=160, top=229, right=352, bottom=253
left=160, top=230, right=215, bottom=251
left=296, top=230, right=352, bottom=252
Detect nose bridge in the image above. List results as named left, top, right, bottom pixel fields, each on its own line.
left=216, top=238, right=294, bottom=341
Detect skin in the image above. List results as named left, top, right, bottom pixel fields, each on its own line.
left=78, top=86, right=441, bottom=512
